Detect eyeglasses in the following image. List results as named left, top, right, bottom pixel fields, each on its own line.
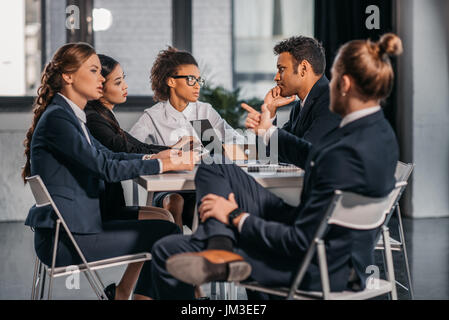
left=172, top=75, right=205, bottom=87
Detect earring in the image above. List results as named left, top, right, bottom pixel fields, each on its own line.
left=342, top=92, right=347, bottom=97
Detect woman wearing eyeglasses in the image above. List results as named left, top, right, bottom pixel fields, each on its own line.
left=129, top=47, right=243, bottom=234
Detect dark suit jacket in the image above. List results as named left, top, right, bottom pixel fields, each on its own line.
left=273, top=76, right=340, bottom=163
left=85, top=103, right=169, bottom=154
left=241, top=110, right=399, bottom=291
left=25, top=94, right=161, bottom=234
left=85, top=103, right=170, bottom=218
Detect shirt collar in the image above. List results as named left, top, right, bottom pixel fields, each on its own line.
left=58, top=93, right=87, bottom=124
left=165, top=100, right=195, bottom=120
left=300, top=92, right=309, bottom=108
left=340, top=106, right=381, bottom=128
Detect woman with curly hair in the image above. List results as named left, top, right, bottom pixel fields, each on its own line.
left=129, top=47, right=243, bottom=233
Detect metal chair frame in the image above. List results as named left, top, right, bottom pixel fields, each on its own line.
left=27, top=175, right=152, bottom=300
left=236, top=181, right=408, bottom=300
left=375, top=162, right=415, bottom=299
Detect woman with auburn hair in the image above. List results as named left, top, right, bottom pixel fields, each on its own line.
left=129, top=47, right=244, bottom=233
left=85, top=54, right=178, bottom=226
left=22, top=43, right=196, bottom=300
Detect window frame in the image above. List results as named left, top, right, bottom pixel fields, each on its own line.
left=0, top=0, right=193, bottom=112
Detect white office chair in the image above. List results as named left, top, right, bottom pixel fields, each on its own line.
left=236, top=182, right=407, bottom=300
left=27, top=175, right=152, bottom=300
left=375, top=161, right=415, bottom=299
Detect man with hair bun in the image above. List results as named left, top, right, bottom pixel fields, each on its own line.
left=147, top=34, right=403, bottom=300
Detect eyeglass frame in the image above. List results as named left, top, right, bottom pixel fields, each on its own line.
left=171, top=75, right=206, bottom=87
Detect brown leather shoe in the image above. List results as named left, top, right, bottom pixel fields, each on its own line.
left=166, top=250, right=252, bottom=286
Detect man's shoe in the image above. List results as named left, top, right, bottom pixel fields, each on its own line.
left=104, top=283, right=116, bottom=300
left=166, top=250, right=251, bottom=286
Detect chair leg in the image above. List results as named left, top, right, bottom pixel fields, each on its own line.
left=219, top=282, right=226, bottom=300
left=380, top=249, right=392, bottom=300
left=383, top=227, right=398, bottom=300
left=31, top=256, right=40, bottom=300
left=39, top=265, right=47, bottom=300
left=396, top=206, right=414, bottom=299
left=210, top=282, right=217, bottom=300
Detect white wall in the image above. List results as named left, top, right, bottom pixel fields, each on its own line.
left=0, top=0, right=25, bottom=95
left=397, top=0, right=449, bottom=218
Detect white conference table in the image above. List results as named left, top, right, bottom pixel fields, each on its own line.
left=133, top=165, right=304, bottom=231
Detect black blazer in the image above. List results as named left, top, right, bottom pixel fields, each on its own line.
left=84, top=103, right=170, bottom=219
left=280, top=76, right=340, bottom=144
left=25, top=94, right=161, bottom=234
left=85, top=103, right=169, bottom=155
left=241, top=110, right=399, bottom=291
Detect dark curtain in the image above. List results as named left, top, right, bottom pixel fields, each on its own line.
left=314, top=0, right=397, bottom=130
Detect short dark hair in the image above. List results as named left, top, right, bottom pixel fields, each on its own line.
left=151, top=46, right=198, bottom=101
left=273, top=36, right=326, bottom=75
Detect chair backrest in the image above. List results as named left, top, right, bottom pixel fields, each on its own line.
left=327, top=182, right=406, bottom=230
left=26, top=175, right=53, bottom=208
left=395, top=161, right=414, bottom=183
left=26, top=175, right=68, bottom=227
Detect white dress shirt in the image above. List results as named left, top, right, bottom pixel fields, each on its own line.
left=339, top=106, right=381, bottom=128
left=129, top=100, right=245, bottom=146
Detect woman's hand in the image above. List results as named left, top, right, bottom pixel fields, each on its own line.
left=170, top=136, right=196, bottom=150
left=160, top=151, right=199, bottom=172
left=151, top=149, right=181, bottom=160
left=198, top=193, right=238, bottom=225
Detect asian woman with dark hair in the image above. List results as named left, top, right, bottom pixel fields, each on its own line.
left=85, top=54, right=179, bottom=225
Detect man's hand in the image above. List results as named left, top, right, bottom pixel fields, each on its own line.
left=198, top=193, right=238, bottom=225
left=264, top=86, right=296, bottom=118
left=241, top=103, right=274, bottom=136
left=242, top=103, right=261, bottom=130
left=161, top=151, right=199, bottom=172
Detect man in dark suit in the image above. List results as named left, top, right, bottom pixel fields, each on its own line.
left=145, top=32, right=401, bottom=299
left=244, top=36, right=340, bottom=162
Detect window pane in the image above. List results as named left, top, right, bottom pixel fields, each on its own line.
left=0, top=0, right=42, bottom=96
left=233, top=0, right=314, bottom=98
left=93, top=0, right=172, bottom=96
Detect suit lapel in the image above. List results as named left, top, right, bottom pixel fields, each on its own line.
left=293, top=76, right=329, bottom=135
left=51, top=94, right=91, bottom=143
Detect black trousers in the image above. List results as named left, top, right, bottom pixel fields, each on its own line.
left=149, top=163, right=298, bottom=299
left=34, top=219, right=180, bottom=297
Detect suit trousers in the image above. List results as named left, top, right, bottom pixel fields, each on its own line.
left=149, top=163, right=298, bottom=299
left=34, top=219, right=180, bottom=297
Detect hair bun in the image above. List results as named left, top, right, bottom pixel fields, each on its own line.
left=378, top=33, right=403, bottom=57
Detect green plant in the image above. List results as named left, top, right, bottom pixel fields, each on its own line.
left=200, top=85, right=263, bottom=129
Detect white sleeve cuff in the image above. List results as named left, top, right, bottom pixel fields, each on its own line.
left=157, top=159, right=163, bottom=173
left=263, top=125, right=277, bottom=145
left=237, top=213, right=250, bottom=233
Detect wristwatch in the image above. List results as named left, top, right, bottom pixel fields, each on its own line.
left=228, top=208, right=244, bottom=228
